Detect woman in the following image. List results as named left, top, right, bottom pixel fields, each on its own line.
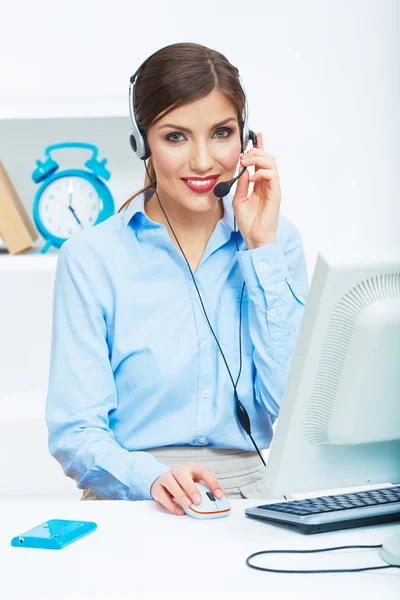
left=45, top=42, right=308, bottom=516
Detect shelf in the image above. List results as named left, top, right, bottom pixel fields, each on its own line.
left=0, top=246, right=58, bottom=269
left=0, top=99, right=127, bottom=120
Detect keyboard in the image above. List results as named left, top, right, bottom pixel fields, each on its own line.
left=244, top=485, right=400, bottom=534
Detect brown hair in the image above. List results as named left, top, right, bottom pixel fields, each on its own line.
left=118, top=42, right=245, bottom=213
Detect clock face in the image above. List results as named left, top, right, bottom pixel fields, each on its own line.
left=38, top=176, right=101, bottom=239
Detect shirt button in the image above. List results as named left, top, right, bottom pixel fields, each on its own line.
left=202, top=390, right=210, bottom=397
left=202, top=340, right=210, bottom=348
left=269, top=308, right=277, bottom=316
left=198, top=437, right=207, bottom=444
left=260, top=261, right=268, bottom=269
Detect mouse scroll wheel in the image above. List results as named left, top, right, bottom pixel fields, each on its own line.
left=206, top=491, right=216, bottom=501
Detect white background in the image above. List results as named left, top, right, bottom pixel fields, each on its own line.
left=0, top=0, right=399, bottom=496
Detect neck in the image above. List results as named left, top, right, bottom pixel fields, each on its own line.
left=145, top=188, right=224, bottom=247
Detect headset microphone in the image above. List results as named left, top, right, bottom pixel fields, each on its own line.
left=213, top=170, right=244, bottom=199
left=213, top=131, right=257, bottom=198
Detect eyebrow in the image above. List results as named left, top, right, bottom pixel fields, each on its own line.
left=157, top=117, right=238, bottom=133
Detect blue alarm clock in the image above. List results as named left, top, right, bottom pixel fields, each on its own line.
left=32, top=142, right=115, bottom=253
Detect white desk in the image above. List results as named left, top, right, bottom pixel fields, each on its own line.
left=1, top=499, right=399, bottom=599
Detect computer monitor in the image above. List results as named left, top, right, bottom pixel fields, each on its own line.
left=263, top=252, right=400, bottom=497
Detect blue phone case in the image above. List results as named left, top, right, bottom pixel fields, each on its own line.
left=11, top=519, right=97, bottom=550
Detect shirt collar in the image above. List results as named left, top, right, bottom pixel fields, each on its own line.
left=121, top=185, right=238, bottom=232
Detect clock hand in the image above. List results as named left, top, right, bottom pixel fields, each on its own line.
left=67, top=179, right=83, bottom=229
left=68, top=179, right=74, bottom=207
left=68, top=205, right=83, bottom=228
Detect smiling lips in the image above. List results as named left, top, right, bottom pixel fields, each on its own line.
left=181, top=176, right=219, bottom=193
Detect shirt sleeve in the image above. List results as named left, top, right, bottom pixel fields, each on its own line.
left=45, top=241, right=171, bottom=500
left=235, top=217, right=309, bottom=418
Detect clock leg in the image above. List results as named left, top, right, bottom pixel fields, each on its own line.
left=41, top=240, right=52, bottom=254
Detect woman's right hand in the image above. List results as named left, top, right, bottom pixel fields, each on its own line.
left=150, top=463, right=229, bottom=515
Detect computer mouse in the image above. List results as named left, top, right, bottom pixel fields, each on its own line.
left=380, top=531, right=400, bottom=566
left=172, top=482, right=231, bottom=519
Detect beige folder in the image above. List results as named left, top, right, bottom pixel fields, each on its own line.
left=0, top=161, right=38, bottom=254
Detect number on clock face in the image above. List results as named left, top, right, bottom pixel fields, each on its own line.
left=38, top=176, right=101, bottom=239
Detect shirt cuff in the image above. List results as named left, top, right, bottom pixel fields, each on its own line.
left=236, top=241, right=290, bottom=289
left=127, top=451, right=171, bottom=501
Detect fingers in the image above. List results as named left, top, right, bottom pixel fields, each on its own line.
left=190, top=464, right=229, bottom=499
left=156, top=485, right=186, bottom=516
left=240, top=155, right=276, bottom=170
left=249, top=168, right=276, bottom=182
left=241, top=147, right=275, bottom=162
left=151, top=464, right=230, bottom=516
left=172, top=465, right=205, bottom=505
left=151, top=472, right=190, bottom=516
left=256, top=131, right=264, bottom=152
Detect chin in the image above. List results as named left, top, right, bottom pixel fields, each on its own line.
left=173, top=185, right=218, bottom=206
left=182, top=196, right=221, bottom=212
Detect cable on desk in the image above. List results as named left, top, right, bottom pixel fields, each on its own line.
left=246, top=544, right=400, bottom=574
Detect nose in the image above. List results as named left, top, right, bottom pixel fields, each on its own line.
left=189, top=141, right=215, bottom=172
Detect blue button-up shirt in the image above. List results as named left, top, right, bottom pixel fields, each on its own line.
left=45, top=186, right=309, bottom=500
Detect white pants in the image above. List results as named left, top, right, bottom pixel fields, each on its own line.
left=81, top=446, right=275, bottom=501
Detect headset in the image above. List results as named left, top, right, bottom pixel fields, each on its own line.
left=128, top=44, right=265, bottom=468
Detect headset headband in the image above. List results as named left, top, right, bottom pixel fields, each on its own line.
left=128, top=45, right=250, bottom=160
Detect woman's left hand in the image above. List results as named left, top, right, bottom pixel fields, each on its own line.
left=231, top=132, right=281, bottom=250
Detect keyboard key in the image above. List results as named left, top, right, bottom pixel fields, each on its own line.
left=256, top=486, right=400, bottom=521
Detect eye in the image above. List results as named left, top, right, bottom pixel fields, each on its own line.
left=214, top=127, right=233, bottom=138
left=165, top=132, right=185, bottom=143
left=165, top=127, right=234, bottom=143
